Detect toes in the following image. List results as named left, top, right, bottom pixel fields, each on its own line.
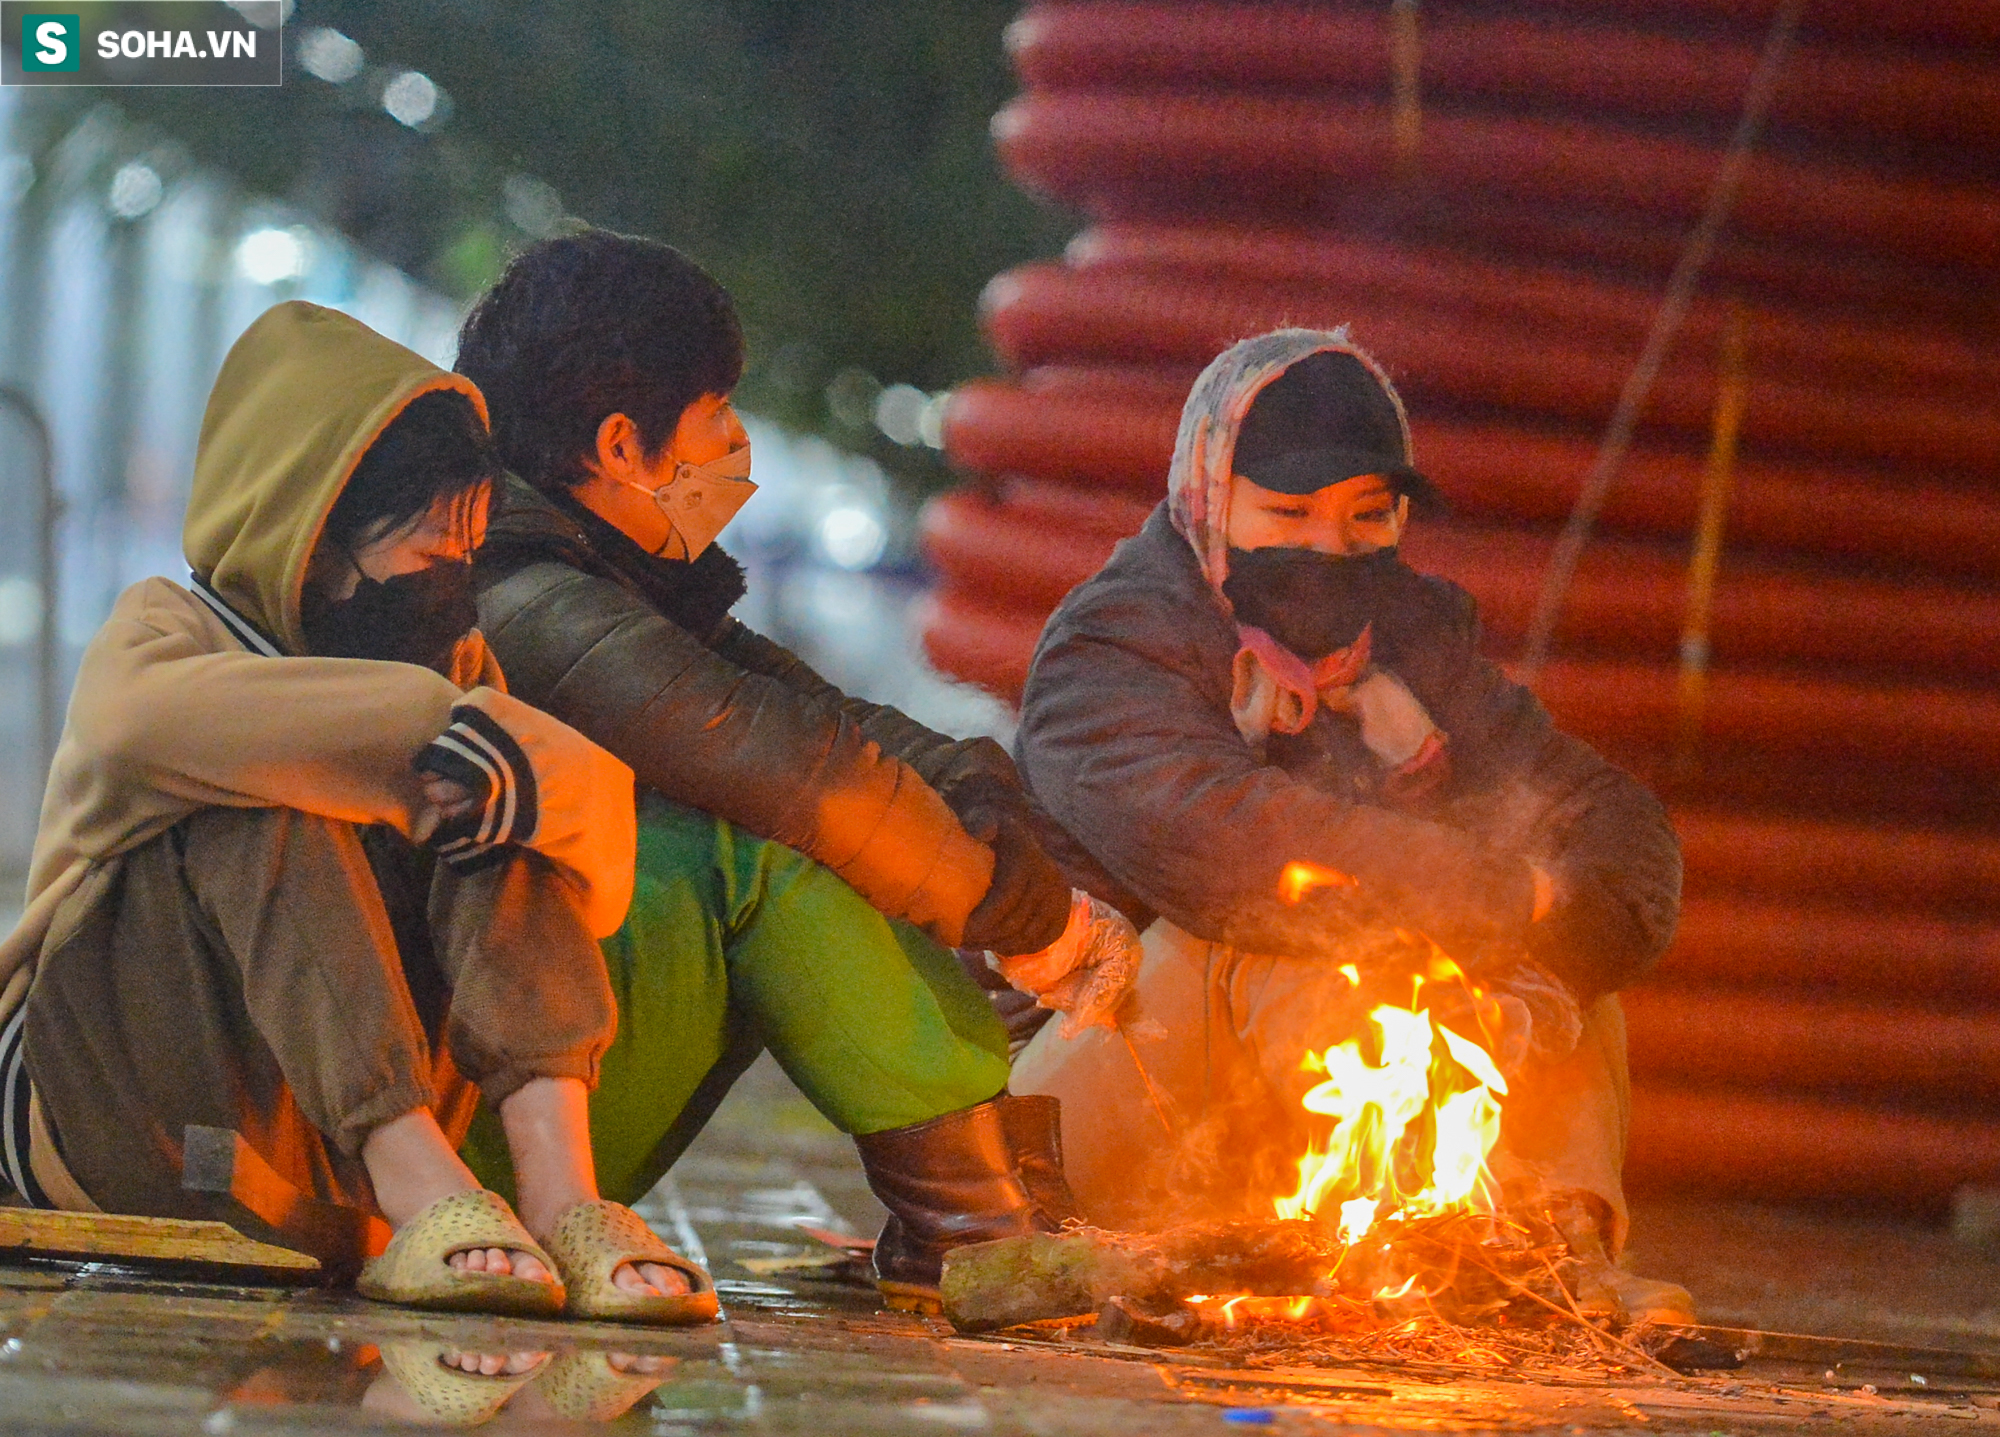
left=440, top=1350, right=541, bottom=1377
left=447, top=1247, right=557, bottom=1285
left=643, top=1261, right=689, bottom=1296
left=610, top=1260, right=689, bottom=1297
left=607, top=1354, right=669, bottom=1375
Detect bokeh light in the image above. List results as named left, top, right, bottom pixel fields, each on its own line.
left=107, top=162, right=162, bottom=220
left=297, top=27, right=364, bottom=84
left=235, top=226, right=311, bottom=285
left=382, top=71, right=440, bottom=129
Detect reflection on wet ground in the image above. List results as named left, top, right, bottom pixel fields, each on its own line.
left=3, top=1057, right=1999, bottom=1434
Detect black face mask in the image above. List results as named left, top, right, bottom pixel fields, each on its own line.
left=301, top=559, right=478, bottom=673
left=1221, top=546, right=1407, bottom=659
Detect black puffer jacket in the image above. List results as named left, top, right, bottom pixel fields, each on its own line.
left=1016, top=505, right=1681, bottom=1004
left=474, top=475, right=1013, bottom=946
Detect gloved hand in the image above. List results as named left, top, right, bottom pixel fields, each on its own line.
left=953, top=779, right=1073, bottom=957
left=1474, top=956, right=1584, bottom=1073
left=990, top=891, right=1144, bottom=1039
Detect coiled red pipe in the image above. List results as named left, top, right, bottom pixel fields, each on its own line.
left=995, top=93, right=2000, bottom=271
left=981, top=264, right=2000, bottom=474
left=920, top=487, right=2000, bottom=682
left=1066, top=225, right=2000, bottom=405
left=1664, top=897, right=2000, bottom=1003
left=1623, top=987, right=2000, bottom=1102
left=1009, top=4, right=2000, bottom=153
left=1625, top=1086, right=2000, bottom=1206
left=944, top=381, right=2000, bottom=580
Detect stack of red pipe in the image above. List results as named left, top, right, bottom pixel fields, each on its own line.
left=922, top=0, right=2000, bottom=1208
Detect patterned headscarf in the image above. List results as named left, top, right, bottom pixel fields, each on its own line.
left=1166, top=327, right=1415, bottom=604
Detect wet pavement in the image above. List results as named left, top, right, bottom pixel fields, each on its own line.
left=3, top=1056, right=1998, bottom=1435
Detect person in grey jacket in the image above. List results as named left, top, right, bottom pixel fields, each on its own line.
left=1011, top=327, right=1691, bottom=1323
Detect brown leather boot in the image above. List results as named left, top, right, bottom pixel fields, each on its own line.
left=998, top=1094, right=1085, bottom=1228
left=1546, top=1191, right=1698, bottom=1327
left=857, top=1098, right=1039, bottom=1313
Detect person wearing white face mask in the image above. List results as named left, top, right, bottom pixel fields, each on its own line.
left=453, top=232, right=1126, bottom=1312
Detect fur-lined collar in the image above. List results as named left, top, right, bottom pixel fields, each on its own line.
left=480, top=472, right=748, bottom=642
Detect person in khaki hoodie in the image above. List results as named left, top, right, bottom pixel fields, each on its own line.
left=0, top=301, right=715, bottom=1329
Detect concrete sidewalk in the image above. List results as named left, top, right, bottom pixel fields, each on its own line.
left=1, top=1055, right=1995, bottom=1435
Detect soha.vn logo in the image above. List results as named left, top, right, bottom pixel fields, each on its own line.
left=20, top=14, right=80, bottom=70
left=96, top=26, right=259, bottom=60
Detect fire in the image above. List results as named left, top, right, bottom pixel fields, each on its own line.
left=1278, top=860, right=1359, bottom=904
left=1273, top=954, right=1507, bottom=1246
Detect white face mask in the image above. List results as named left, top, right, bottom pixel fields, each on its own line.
left=621, top=443, right=755, bottom=561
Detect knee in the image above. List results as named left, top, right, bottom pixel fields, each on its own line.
left=178, top=803, right=361, bottom=868
left=175, top=806, right=383, bottom=915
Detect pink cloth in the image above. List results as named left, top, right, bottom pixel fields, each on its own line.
left=1232, top=623, right=1373, bottom=735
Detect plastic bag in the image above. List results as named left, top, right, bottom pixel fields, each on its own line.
left=989, top=890, right=1143, bottom=1039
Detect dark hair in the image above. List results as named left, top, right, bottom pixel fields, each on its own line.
left=454, top=231, right=745, bottom=489
left=321, top=389, right=494, bottom=552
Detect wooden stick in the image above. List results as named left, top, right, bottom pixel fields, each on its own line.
left=1118, top=1024, right=1179, bottom=1138
left=1673, top=304, right=1749, bottom=782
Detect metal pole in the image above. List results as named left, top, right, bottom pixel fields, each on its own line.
left=0, top=386, right=59, bottom=781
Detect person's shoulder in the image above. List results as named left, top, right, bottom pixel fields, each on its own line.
left=118, top=577, right=215, bottom=641
left=1034, top=506, right=1232, bottom=686
left=1386, top=564, right=1480, bottom=649
left=1047, top=504, right=1206, bottom=630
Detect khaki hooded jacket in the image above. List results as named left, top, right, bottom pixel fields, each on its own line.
left=1, top=302, right=636, bottom=1207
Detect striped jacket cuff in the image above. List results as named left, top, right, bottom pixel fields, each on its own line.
left=415, top=704, right=541, bottom=870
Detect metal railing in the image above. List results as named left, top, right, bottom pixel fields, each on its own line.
left=0, top=386, right=59, bottom=783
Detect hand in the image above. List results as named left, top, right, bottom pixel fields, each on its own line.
left=1479, top=957, right=1583, bottom=1070
left=960, top=806, right=1072, bottom=957
left=991, top=891, right=1144, bottom=1039
left=422, top=775, right=481, bottom=821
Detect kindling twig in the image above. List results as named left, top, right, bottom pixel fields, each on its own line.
left=1119, top=1023, right=1180, bottom=1138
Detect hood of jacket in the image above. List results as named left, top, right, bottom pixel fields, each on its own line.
left=184, top=300, right=488, bottom=655
left=1167, top=327, right=1415, bottom=603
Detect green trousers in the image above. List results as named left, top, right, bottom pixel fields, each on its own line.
left=462, top=794, right=1011, bottom=1205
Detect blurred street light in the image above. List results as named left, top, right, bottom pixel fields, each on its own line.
left=503, top=174, right=564, bottom=237
left=873, top=383, right=927, bottom=446
left=382, top=71, right=442, bottom=129
left=818, top=505, right=889, bottom=571
left=107, top=161, right=162, bottom=219
left=297, top=28, right=364, bottom=84
left=236, top=226, right=311, bottom=285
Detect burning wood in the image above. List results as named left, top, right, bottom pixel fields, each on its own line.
left=941, top=1209, right=1572, bottom=1334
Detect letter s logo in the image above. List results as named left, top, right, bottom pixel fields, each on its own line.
left=32, top=20, right=68, bottom=65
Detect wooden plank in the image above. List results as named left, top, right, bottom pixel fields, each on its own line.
left=181, top=1125, right=389, bottom=1283
left=1691, top=1325, right=2000, bottom=1380
left=0, top=1206, right=319, bottom=1277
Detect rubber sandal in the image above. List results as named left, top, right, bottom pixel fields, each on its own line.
left=356, top=1189, right=565, bottom=1317
left=373, top=1341, right=548, bottom=1426
left=534, top=1349, right=675, bottom=1421
left=542, top=1200, right=720, bottom=1325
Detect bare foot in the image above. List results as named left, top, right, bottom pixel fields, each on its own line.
left=439, top=1349, right=548, bottom=1378
left=611, top=1260, right=690, bottom=1298
left=447, top=1246, right=557, bottom=1287
left=606, top=1353, right=672, bottom=1375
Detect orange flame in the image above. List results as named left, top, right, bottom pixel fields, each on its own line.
left=1273, top=953, right=1506, bottom=1246
left=1279, top=861, right=1359, bottom=905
